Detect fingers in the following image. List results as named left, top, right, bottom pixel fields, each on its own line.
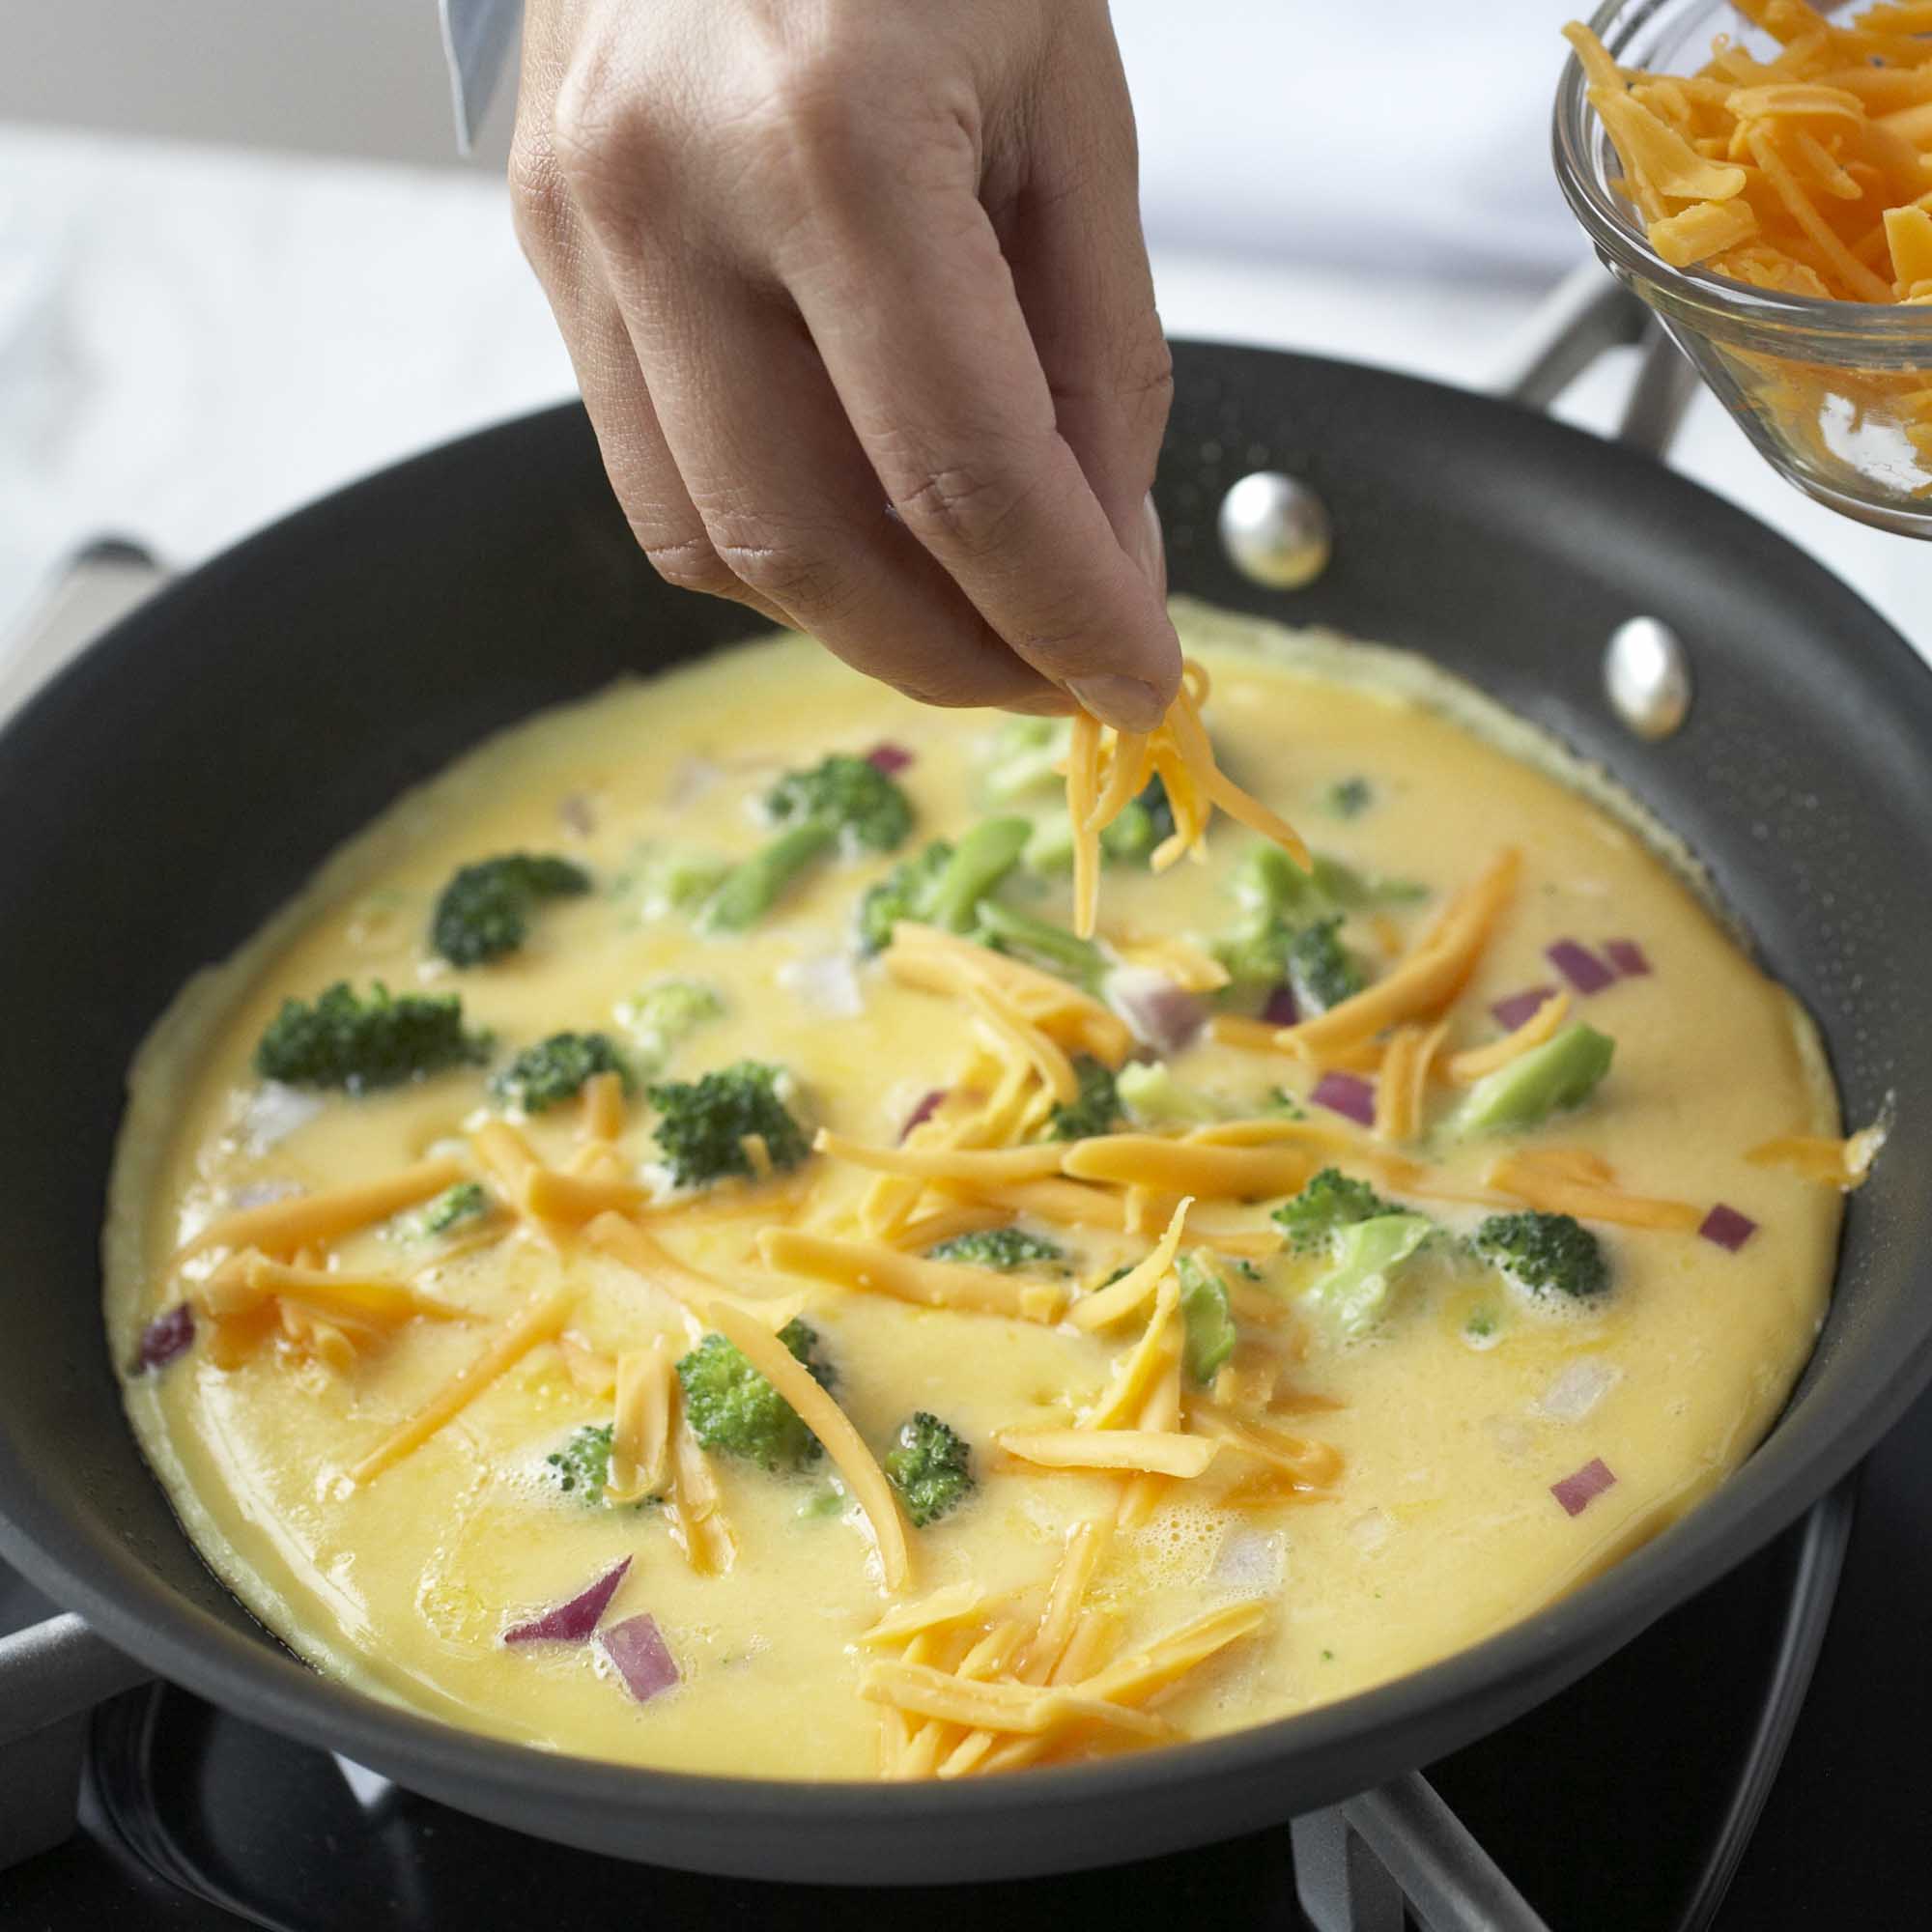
left=510, top=100, right=793, bottom=629
left=776, top=136, right=1182, bottom=731
left=1003, top=11, right=1174, bottom=589
left=575, top=233, right=1070, bottom=710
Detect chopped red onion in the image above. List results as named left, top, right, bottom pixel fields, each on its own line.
left=502, top=1557, right=631, bottom=1646
left=1699, top=1204, right=1757, bottom=1252
left=601, top=1611, right=679, bottom=1704
left=898, top=1090, right=945, bottom=1143
left=1547, top=940, right=1616, bottom=995
left=1550, top=1457, right=1617, bottom=1518
left=133, top=1303, right=195, bottom=1374
left=1491, top=986, right=1555, bottom=1032
left=1311, top=1071, right=1376, bottom=1127
left=1108, top=965, right=1206, bottom=1056
left=1604, top=937, right=1652, bottom=978
left=866, top=742, right=914, bottom=775
left=1261, top=983, right=1299, bottom=1027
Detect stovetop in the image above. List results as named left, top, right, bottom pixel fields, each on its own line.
left=3, top=1369, right=1927, bottom=1931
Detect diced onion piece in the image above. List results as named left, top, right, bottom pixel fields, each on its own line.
left=1492, top=986, right=1555, bottom=1031
left=866, top=742, right=914, bottom=775
left=1698, top=1203, right=1758, bottom=1252
left=1261, top=983, right=1299, bottom=1027
left=503, top=1557, right=631, bottom=1645
left=1310, top=1071, right=1376, bottom=1127
left=1107, top=965, right=1206, bottom=1057
left=1550, top=1457, right=1617, bottom=1518
left=1603, top=938, right=1652, bottom=979
left=600, top=1611, right=680, bottom=1703
left=134, top=1302, right=196, bottom=1373
left=1546, top=940, right=1616, bottom=995
left=898, top=1090, right=946, bottom=1143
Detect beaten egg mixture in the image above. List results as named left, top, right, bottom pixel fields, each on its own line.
left=103, top=601, right=1847, bottom=1781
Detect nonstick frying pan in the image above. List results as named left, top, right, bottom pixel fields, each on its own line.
left=2, top=321, right=1931, bottom=1889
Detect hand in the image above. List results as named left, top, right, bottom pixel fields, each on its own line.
left=510, top=0, right=1179, bottom=732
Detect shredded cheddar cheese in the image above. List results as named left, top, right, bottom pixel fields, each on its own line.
left=997, top=1428, right=1219, bottom=1478
left=757, top=1227, right=1064, bottom=1321
left=1747, top=1121, right=1889, bottom=1188
left=179, top=1153, right=466, bottom=1263
left=349, top=1282, right=577, bottom=1484
left=1485, top=1152, right=1703, bottom=1232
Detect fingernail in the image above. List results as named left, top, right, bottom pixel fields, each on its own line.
left=1131, top=491, right=1168, bottom=596
left=1067, top=672, right=1167, bottom=734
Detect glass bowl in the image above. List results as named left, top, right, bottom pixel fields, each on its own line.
left=1554, top=0, right=1932, bottom=537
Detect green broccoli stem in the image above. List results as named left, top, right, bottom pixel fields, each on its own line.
left=974, top=897, right=1106, bottom=992
left=700, top=821, right=837, bottom=933
left=925, top=817, right=1031, bottom=932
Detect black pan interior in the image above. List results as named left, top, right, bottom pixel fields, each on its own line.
left=1, top=341, right=1929, bottom=1883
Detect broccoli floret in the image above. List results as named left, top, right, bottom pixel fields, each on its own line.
left=545, top=1423, right=614, bottom=1501
left=1177, top=1254, right=1237, bottom=1382
left=926, top=1227, right=1065, bottom=1271
left=857, top=819, right=1030, bottom=952
left=493, top=1031, right=632, bottom=1113
left=1272, top=1167, right=1395, bottom=1254
left=1288, top=916, right=1367, bottom=1014
left=883, top=1412, right=975, bottom=1527
left=430, top=853, right=591, bottom=966
left=254, top=980, right=490, bottom=1093
left=1046, top=1055, right=1122, bottom=1141
left=766, top=753, right=913, bottom=856
left=1116, top=1061, right=1232, bottom=1127
left=1264, top=1086, right=1307, bottom=1120
left=703, top=754, right=916, bottom=932
left=1214, top=844, right=1416, bottom=1006
left=675, top=1319, right=832, bottom=1471
left=981, top=717, right=1068, bottom=802
left=648, top=1060, right=810, bottom=1187
left=636, top=846, right=732, bottom=918
left=1309, top=855, right=1429, bottom=909
left=1472, top=1210, right=1609, bottom=1300
left=616, top=978, right=724, bottom=1076
left=1453, top=1024, right=1615, bottom=1137
left=974, top=897, right=1107, bottom=993
left=858, top=839, right=954, bottom=953
left=1303, top=1212, right=1434, bottom=1338
left=1323, top=777, right=1374, bottom=819
left=1098, top=776, right=1177, bottom=865
left=543, top=1421, right=660, bottom=1508
left=421, top=1181, right=489, bottom=1236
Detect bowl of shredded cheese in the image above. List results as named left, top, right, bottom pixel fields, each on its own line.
left=1556, top=0, right=1932, bottom=534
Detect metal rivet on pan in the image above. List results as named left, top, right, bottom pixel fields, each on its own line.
left=1218, top=471, right=1332, bottom=590
left=1604, top=616, right=1691, bottom=740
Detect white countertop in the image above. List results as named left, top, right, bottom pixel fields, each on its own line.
left=3, top=122, right=1930, bottom=665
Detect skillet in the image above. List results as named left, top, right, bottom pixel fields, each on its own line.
left=2, top=326, right=1930, bottom=1888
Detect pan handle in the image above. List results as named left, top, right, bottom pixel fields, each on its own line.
left=0, top=1610, right=152, bottom=1749
left=1495, top=261, right=1699, bottom=462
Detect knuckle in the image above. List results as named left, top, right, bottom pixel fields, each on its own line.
left=640, top=534, right=740, bottom=601
left=711, top=535, right=840, bottom=613
left=890, top=460, right=1036, bottom=561
left=552, top=48, right=665, bottom=211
